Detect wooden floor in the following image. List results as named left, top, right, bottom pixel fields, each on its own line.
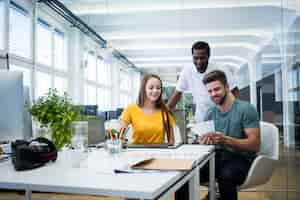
left=1, top=145, right=299, bottom=200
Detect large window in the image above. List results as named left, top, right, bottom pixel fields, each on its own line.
left=97, top=57, right=111, bottom=85
left=0, top=0, right=4, bottom=50
left=9, top=1, right=31, bottom=58
left=84, top=84, right=97, bottom=105
left=119, top=71, right=131, bottom=107
left=54, top=29, right=67, bottom=71
left=132, top=71, right=141, bottom=101
left=54, top=75, right=67, bottom=95
left=85, top=52, right=97, bottom=81
left=84, top=51, right=112, bottom=110
left=35, top=16, right=68, bottom=99
left=119, top=70, right=140, bottom=107
left=37, top=18, right=52, bottom=66
left=97, top=57, right=111, bottom=110
left=97, top=87, right=111, bottom=110
left=36, top=71, right=51, bottom=97
left=84, top=51, right=97, bottom=104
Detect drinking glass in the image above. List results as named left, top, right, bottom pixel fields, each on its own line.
left=71, top=121, right=88, bottom=152
left=105, top=139, right=122, bottom=154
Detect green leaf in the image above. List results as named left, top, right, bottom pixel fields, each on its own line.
left=28, top=88, right=81, bottom=150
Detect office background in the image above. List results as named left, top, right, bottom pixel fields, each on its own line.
left=1, top=0, right=299, bottom=147
left=0, top=1, right=299, bottom=199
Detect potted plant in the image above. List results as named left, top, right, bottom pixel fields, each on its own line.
left=29, top=88, right=81, bottom=150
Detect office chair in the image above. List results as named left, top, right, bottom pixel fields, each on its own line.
left=201, top=121, right=279, bottom=198
left=239, top=121, right=279, bottom=189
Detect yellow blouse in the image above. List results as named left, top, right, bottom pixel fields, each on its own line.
left=121, top=104, right=175, bottom=144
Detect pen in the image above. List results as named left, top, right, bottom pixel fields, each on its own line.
left=111, top=129, right=118, bottom=140
left=108, top=128, right=113, bottom=139
left=119, top=127, right=124, bottom=139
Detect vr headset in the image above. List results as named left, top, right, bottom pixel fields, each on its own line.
left=11, top=137, right=57, bottom=171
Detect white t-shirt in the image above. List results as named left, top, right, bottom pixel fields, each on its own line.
left=176, top=63, right=236, bottom=122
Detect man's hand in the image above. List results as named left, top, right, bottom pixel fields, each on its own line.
left=198, top=132, right=226, bottom=145
left=198, top=133, right=213, bottom=145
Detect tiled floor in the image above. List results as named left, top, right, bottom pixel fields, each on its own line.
left=1, top=145, right=299, bottom=200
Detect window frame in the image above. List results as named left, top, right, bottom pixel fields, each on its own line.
left=0, top=0, right=6, bottom=52
left=8, top=0, right=33, bottom=60
left=83, top=48, right=112, bottom=110
left=34, top=10, right=69, bottom=99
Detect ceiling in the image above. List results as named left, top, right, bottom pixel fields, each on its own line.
left=61, top=0, right=299, bottom=84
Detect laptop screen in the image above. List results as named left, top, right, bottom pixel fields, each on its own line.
left=88, top=117, right=106, bottom=145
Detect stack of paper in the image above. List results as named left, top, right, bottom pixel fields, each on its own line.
left=190, top=120, right=215, bottom=137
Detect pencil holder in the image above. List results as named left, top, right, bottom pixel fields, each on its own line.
left=105, top=139, right=122, bottom=154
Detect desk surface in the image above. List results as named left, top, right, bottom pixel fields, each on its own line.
left=0, top=145, right=214, bottom=199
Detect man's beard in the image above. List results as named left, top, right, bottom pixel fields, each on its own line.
left=196, top=62, right=208, bottom=73
left=216, top=91, right=227, bottom=106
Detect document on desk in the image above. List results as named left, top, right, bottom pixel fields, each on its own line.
left=79, top=151, right=163, bottom=174
left=79, top=150, right=200, bottom=174
left=190, top=120, right=215, bottom=137
left=114, top=158, right=195, bottom=173
left=131, top=158, right=195, bottom=171
left=114, top=158, right=170, bottom=174
left=114, top=151, right=200, bottom=173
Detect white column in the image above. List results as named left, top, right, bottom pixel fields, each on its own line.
left=109, top=56, right=120, bottom=110
left=281, top=32, right=295, bottom=148
left=248, top=56, right=258, bottom=107
left=31, top=0, right=37, bottom=100
left=281, top=0, right=296, bottom=148
left=68, top=29, right=84, bottom=104
left=0, top=0, right=9, bottom=70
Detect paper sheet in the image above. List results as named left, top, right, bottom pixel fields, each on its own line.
left=190, top=120, right=215, bottom=137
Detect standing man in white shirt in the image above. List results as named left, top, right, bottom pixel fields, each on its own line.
left=167, top=41, right=239, bottom=122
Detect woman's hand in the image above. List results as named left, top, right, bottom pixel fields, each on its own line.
left=168, top=138, right=175, bottom=146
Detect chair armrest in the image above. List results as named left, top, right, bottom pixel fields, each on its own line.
left=239, top=155, right=277, bottom=190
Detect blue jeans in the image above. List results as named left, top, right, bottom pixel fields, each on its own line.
left=175, top=150, right=254, bottom=200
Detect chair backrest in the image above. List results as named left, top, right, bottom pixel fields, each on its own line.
left=258, top=121, right=279, bottom=160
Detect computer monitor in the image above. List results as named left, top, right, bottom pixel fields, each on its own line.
left=81, top=105, right=98, bottom=116
left=87, top=116, right=106, bottom=146
left=0, top=71, right=25, bottom=141
left=106, top=110, right=117, bottom=120
left=116, top=108, right=124, bottom=118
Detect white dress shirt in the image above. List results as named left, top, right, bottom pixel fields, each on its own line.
left=176, top=63, right=236, bottom=122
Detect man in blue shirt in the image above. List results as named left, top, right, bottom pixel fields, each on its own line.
left=175, top=70, right=260, bottom=200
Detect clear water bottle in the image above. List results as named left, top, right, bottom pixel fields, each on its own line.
left=71, top=121, right=88, bottom=152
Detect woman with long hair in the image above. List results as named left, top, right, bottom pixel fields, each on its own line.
left=120, top=74, right=175, bottom=145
